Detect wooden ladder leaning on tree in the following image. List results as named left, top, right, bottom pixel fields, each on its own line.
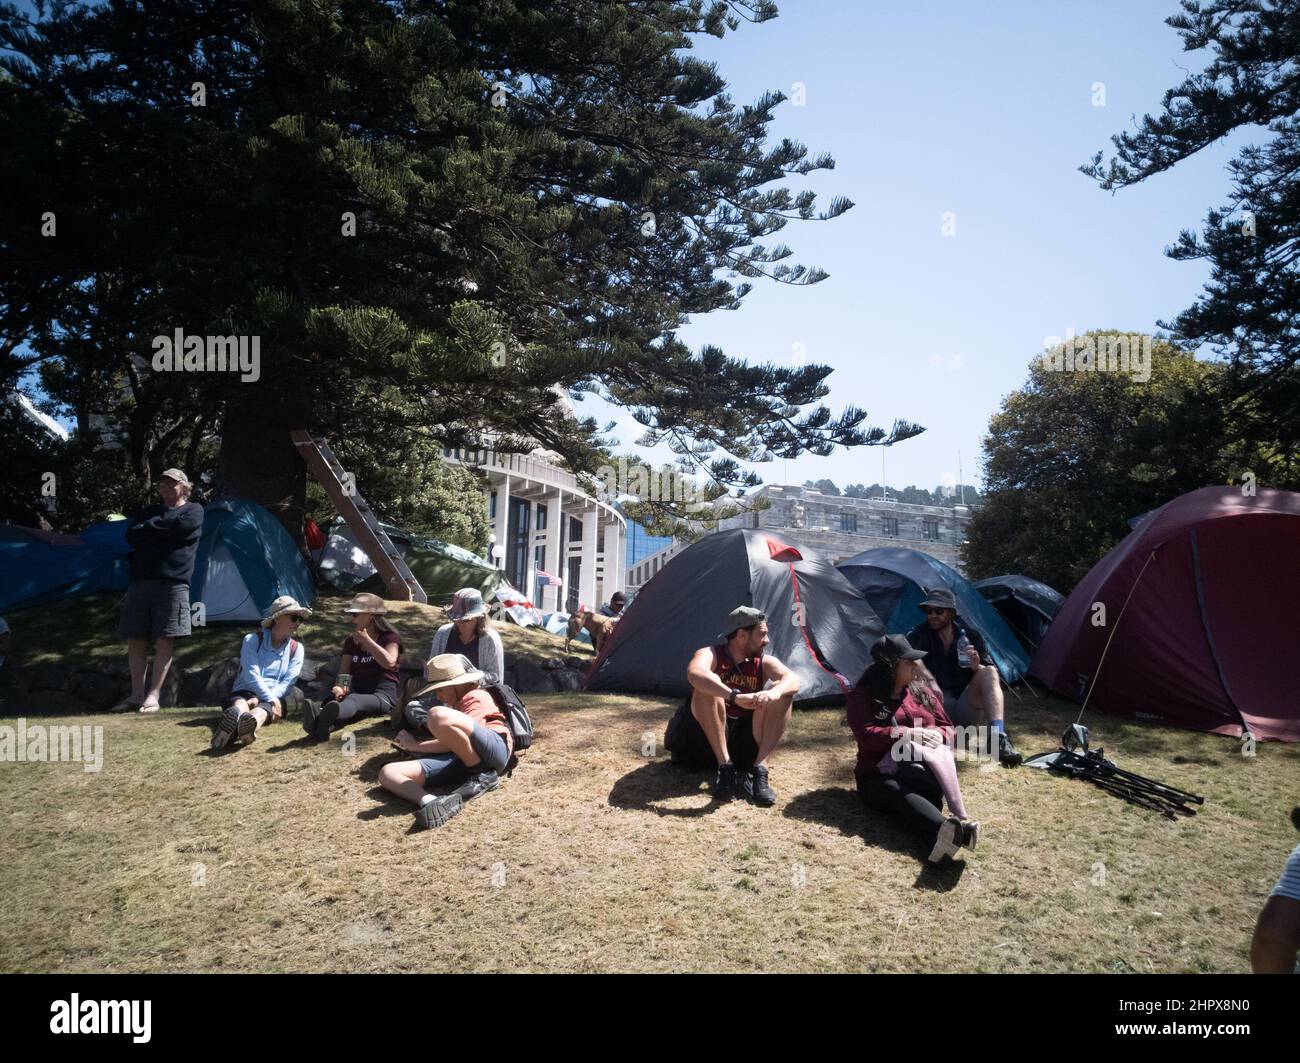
left=290, top=429, right=428, bottom=605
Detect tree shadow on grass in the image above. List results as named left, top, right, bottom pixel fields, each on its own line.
left=783, top=787, right=966, bottom=892
left=608, top=759, right=722, bottom=818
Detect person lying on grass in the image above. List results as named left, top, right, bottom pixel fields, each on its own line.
left=678, top=605, right=800, bottom=806
left=303, top=592, right=402, bottom=743
left=846, top=633, right=980, bottom=864
left=211, top=596, right=310, bottom=751
left=378, top=653, right=513, bottom=830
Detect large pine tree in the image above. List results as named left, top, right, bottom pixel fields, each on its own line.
left=1, top=0, right=920, bottom=536
left=1083, top=0, right=1300, bottom=475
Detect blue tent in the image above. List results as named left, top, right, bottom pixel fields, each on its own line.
left=836, top=547, right=1030, bottom=683
left=191, top=497, right=315, bottom=623
left=0, top=523, right=130, bottom=612
left=0, top=497, right=313, bottom=623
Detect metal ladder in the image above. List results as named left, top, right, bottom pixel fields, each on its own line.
left=290, top=429, right=427, bottom=604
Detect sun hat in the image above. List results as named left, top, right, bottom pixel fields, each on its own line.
left=344, top=592, right=387, bottom=615
left=918, top=588, right=958, bottom=612
left=261, top=595, right=312, bottom=628
left=448, top=587, right=487, bottom=620
left=412, top=653, right=485, bottom=698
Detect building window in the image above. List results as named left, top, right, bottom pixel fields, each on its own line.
left=536, top=504, right=547, bottom=531
left=598, top=526, right=606, bottom=553
left=923, top=519, right=939, bottom=540
left=840, top=512, right=858, bottom=534
left=489, top=491, right=497, bottom=520
left=570, top=516, right=583, bottom=542
left=533, top=543, right=546, bottom=595
left=566, top=556, right=581, bottom=613
left=506, top=498, right=531, bottom=588
left=883, top=516, right=899, bottom=537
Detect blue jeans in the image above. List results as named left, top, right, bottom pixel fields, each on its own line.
left=418, top=723, right=509, bottom=787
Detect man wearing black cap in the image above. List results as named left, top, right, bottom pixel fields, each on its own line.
left=905, top=588, right=1022, bottom=766
left=674, top=605, right=800, bottom=804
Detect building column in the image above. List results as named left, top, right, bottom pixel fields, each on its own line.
left=492, top=473, right=510, bottom=571
left=609, top=519, right=625, bottom=595
left=580, top=508, right=598, bottom=611
left=543, top=488, right=562, bottom=611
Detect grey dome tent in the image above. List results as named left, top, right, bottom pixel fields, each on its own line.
left=585, top=529, right=884, bottom=704
left=974, top=574, right=1064, bottom=654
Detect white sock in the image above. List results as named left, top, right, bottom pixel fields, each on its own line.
left=418, top=794, right=435, bottom=808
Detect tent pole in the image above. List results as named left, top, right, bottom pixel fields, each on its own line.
left=1075, top=548, right=1159, bottom=725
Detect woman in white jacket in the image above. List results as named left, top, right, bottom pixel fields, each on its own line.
left=429, top=587, right=504, bottom=684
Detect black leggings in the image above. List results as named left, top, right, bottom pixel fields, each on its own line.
left=857, top=762, right=946, bottom=840
left=335, top=681, right=397, bottom=723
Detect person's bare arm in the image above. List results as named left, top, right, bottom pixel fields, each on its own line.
left=754, top=655, right=800, bottom=704
left=356, top=629, right=400, bottom=670
left=687, top=647, right=730, bottom=699
left=1251, top=895, right=1300, bottom=973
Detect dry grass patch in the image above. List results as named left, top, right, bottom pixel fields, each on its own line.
left=1, top=688, right=1294, bottom=972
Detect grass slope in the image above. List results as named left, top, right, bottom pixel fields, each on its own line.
left=2, top=680, right=1296, bottom=972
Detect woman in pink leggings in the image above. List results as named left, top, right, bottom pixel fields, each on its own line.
left=846, top=634, right=981, bottom=863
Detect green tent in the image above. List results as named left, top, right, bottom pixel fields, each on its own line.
left=320, top=519, right=506, bottom=608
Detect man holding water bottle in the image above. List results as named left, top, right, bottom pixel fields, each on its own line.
left=905, top=588, right=1022, bottom=767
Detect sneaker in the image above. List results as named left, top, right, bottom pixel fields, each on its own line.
left=211, top=705, right=240, bottom=751
left=236, top=709, right=258, bottom=746
left=453, top=770, right=500, bottom=803
left=311, top=700, right=340, bottom=744
left=961, top=820, right=980, bottom=850
left=415, top=794, right=464, bottom=830
left=998, top=731, right=1023, bottom=767
left=927, top=816, right=960, bottom=864
left=712, top=762, right=738, bottom=801
left=748, top=765, right=777, bottom=807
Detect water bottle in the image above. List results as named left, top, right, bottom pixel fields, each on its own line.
left=957, top=632, right=973, bottom=669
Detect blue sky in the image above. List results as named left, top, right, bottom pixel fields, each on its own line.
left=582, top=0, right=1252, bottom=494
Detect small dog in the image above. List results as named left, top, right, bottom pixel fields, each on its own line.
left=565, top=608, right=616, bottom=654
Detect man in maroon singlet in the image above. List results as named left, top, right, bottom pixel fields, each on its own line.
left=682, top=606, right=800, bottom=805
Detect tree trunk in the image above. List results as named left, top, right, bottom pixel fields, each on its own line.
left=217, top=390, right=308, bottom=547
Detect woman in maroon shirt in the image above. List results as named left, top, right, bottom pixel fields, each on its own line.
left=303, top=592, right=403, bottom=743
left=846, top=634, right=980, bottom=863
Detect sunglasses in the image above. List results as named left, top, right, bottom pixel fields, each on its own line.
left=289, top=615, right=306, bottom=623
left=921, top=607, right=951, bottom=616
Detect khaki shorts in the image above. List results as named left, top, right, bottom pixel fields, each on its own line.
left=118, top=579, right=192, bottom=640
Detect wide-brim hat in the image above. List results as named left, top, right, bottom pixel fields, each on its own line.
left=261, top=595, right=312, bottom=628
left=412, top=653, right=485, bottom=698
left=918, top=587, right=958, bottom=612
left=448, top=587, right=487, bottom=620
left=345, top=592, right=387, bottom=615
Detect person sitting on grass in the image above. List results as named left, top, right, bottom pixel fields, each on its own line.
left=846, top=633, right=980, bottom=864
left=905, top=588, right=1022, bottom=766
left=1251, top=813, right=1300, bottom=973
left=302, top=592, right=402, bottom=743
left=428, top=588, right=504, bottom=683
left=673, top=606, right=799, bottom=806
left=211, top=596, right=310, bottom=752
left=378, top=653, right=513, bottom=830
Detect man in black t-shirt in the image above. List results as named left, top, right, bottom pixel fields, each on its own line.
left=905, top=588, right=1022, bottom=767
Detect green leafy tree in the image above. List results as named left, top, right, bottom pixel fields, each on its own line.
left=1083, top=0, right=1300, bottom=474
left=803, top=478, right=841, bottom=495
left=2, top=0, right=921, bottom=543
left=962, top=331, right=1274, bottom=592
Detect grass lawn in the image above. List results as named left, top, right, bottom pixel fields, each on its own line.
left=2, top=673, right=1296, bottom=972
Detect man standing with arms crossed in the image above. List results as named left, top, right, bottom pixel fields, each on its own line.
left=680, top=606, right=800, bottom=805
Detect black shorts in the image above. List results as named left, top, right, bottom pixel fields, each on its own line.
left=664, top=698, right=760, bottom=771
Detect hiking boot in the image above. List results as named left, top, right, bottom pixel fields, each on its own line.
left=415, top=794, right=464, bottom=830
left=301, top=698, right=321, bottom=737
left=311, top=700, right=340, bottom=744
left=453, top=770, right=500, bottom=803
left=927, top=816, right=960, bottom=864
left=389, top=699, right=406, bottom=730
left=998, top=731, right=1023, bottom=767
left=748, top=765, right=777, bottom=807
left=713, top=762, right=738, bottom=801
left=961, top=820, right=980, bottom=850
left=211, top=704, right=241, bottom=751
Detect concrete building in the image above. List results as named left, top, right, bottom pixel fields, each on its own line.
left=442, top=446, right=626, bottom=614
left=626, top=483, right=975, bottom=591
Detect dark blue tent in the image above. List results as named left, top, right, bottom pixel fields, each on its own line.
left=974, top=574, right=1064, bottom=654
left=0, top=523, right=130, bottom=612
left=836, top=547, right=1030, bottom=683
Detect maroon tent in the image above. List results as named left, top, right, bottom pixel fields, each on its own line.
left=1030, top=486, right=1300, bottom=742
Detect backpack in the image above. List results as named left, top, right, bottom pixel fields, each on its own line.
left=255, top=630, right=299, bottom=658
left=483, top=679, right=534, bottom=752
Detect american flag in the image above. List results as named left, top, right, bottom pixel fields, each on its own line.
left=535, top=568, right=563, bottom=587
